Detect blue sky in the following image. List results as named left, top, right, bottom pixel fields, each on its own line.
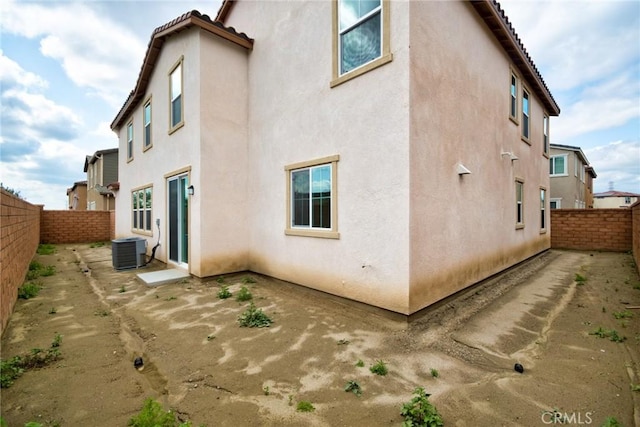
left=0, top=0, right=638, bottom=209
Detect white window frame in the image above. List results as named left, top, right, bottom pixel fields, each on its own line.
left=521, top=88, right=530, bottom=141
left=543, top=114, right=549, bottom=155
left=169, top=57, right=184, bottom=133
left=540, top=188, right=546, bottom=231
left=127, top=121, right=134, bottom=162
left=285, top=155, right=340, bottom=239
left=132, top=186, right=153, bottom=234
left=510, top=72, right=519, bottom=122
left=550, top=154, right=568, bottom=177
left=143, top=98, right=152, bottom=151
left=516, top=179, right=524, bottom=229
left=550, top=198, right=562, bottom=209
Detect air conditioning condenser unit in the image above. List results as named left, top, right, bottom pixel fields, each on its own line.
left=112, top=237, right=147, bottom=270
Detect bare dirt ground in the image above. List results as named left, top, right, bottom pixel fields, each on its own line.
left=1, top=245, right=639, bottom=427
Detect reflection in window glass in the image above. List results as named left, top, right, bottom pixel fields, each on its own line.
left=292, top=165, right=331, bottom=229
left=339, top=0, right=382, bottom=74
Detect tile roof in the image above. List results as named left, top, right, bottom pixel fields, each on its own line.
left=594, top=191, right=640, bottom=198
left=111, top=10, right=253, bottom=130
left=469, top=0, right=560, bottom=116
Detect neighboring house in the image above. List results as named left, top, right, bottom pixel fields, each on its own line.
left=66, top=180, right=87, bottom=210
left=549, top=143, right=596, bottom=209
left=110, top=0, right=560, bottom=315
left=84, top=148, right=119, bottom=211
left=593, top=191, right=640, bottom=208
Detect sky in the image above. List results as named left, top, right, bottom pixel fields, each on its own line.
left=0, top=0, right=638, bottom=209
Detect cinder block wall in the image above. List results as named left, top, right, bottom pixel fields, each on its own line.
left=40, top=210, right=112, bottom=244
left=551, top=209, right=633, bottom=252
left=0, top=190, right=42, bottom=335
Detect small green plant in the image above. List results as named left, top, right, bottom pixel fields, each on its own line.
left=128, top=397, right=192, bottom=427
left=1, top=356, right=24, bottom=388
left=609, top=330, right=626, bottom=343
left=430, top=368, right=439, bottom=378
left=89, top=241, right=105, bottom=248
left=217, top=285, right=232, bottom=299
left=400, top=387, right=443, bottom=427
left=613, top=310, right=633, bottom=320
left=590, top=327, right=626, bottom=342
left=18, top=282, right=41, bottom=299
left=601, top=417, right=621, bottom=427
left=119, top=285, right=126, bottom=293
left=37, top=244, right=56, bottom=255
left=370, top=360, right=388, bottom=376
left=263, top=385, right=270, bottom=395
left=344, top=380, right=362, bottom=396
left=242, top=276, right=257, bottom=284
left=633, top=283, right=640, bottom=290
left=288, top=395, right=294, bottom=406
left=631, top=384, right=640, bottom=392
left=165, top=296, right=177, bottom=301
left=355, top=359, right=365, bottom=367
left=40, top=265, right=55, bottom=276
left=236, top=286, right=253, bottom=302
left=49, top=307, right=57, bottom=315
left=216, top=276, right=226, bottom=284
left=296, top=401, right=315, bottom=412
left=238, top=302, right=272, bottom=328
left=94, top=309, right=110, bottom=317
left=24, top=422, right=43, bottom=427
left=337, top=339, right=350, bottom=345
left=1, top=334, right=62, bottom=388
left=575, top=273, right=586, bottom=284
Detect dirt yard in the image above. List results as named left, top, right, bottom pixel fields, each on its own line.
left=1, top=245, right=639, bottom=426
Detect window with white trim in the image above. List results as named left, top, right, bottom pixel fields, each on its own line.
left=285, top=155, right=339, bottom=238
left=510, top=73, right=518, bottom=120
left=132, top=186, right=152, bottom=232
left=522, top=88, right=530, bottom=140
left=339, top=0, right=382, bottom=74
left=540, top=188, right=546, bottom=230
left=543, top=114, right=549, bottom=155
left=169, top=60, right=183, bottom=131
left=516, top=179, right=524, bottom=227
left=549, top=155, right=568, bottom=176
left=143, top=99, right=152, bottom=150
left=550, top=198, right=561, bottom=209
left=127, top=121, right=134, bottom=161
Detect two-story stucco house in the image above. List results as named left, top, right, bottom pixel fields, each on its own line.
left=549, top=143, right=597, bottom=209
left=593, top=191, right=640, bottom=208
left=84, top=148, right=119, bottom=211
left=111, top=0, right=560, bottom=315
left=66, top=180, right=87, bottom=210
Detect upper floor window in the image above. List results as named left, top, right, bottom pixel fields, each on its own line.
left=331, top=0, right=391, bottom=87
left=543, top=114, right=549, bottom=155
left=549, top=155, right=567, bottom=176
left=540, top=188, right=546, bottom=231
left=510, top=73, right=518, bottom=120
left=285, top=155, right=340, bottom=239
left=169, top=59, right=183, bottom=132
left=522, top=88, right=530, bottom=141
left=127, top=121, right=134, bottom=161
left=143, top=99, right=152, bottom=150
left=624, top=197, right=631, bottom=204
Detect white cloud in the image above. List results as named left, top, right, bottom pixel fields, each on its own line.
left=585, top=140, right=640, bottom=193
left=0, top=50, right=48, bottom=89
left=0, top=0, right=146, bottom=107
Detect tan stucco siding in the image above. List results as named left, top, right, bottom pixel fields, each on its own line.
left=407, top=1, right=551, bottom=313
left=226, top=1, right=413, bottom=313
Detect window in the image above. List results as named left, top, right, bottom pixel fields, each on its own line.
left=522, top=88, right=530, bottom=140
left=132, top=186, right=152, bottom=232
left=543, top=114, right=549, bottom=155
left=285, top=155, right=340, bottom=239
left=143, top=99, right=152, bottom=150
left=540, top=188, right=546, bottom=231
left=510, top=73, right=518, bottom=120
left=549, top=155, right=567, bottom=176
left=550, top=199, right=561, bottom=209
left=624, top=197, right=631, bottom=204
left=169, top=59, right=183, bottom=131
left=332, top=0, right=391, bottom=87
left=516, top=179, right=524, bottom=228
left=127, top=121, right=134, bottom=161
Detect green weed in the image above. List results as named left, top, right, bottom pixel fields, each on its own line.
left=128, top=397, right=193, bottom=427
left=18, top=282, right=41, bottom=299
left=296, top=401, right=315, bottom=412
left=242, top=276, right=257, bottom=284
left=119, top=285, right=126, bottom=293
left=590, top=327, right=626, bottom=342
left=238, top=302, right=272, bottom=328
left=217, top=285, right=232, bottom=299
left=89, top=241, right=106, bottom=248
left=49, top=307, right=57, bottom=315
left=575, top=273, right=586, bottom=284
left=216, top=276, right=225, bottom=284
left=601, top=417, right=622, bottom=427
left=400, top=387, right=443, bottom=427
left=263, top=385, right=270, bottom=395
left=344, top=380, right=362, bottom=396
left=337, top=339, right=350, bottom=345
left=613, top=310, right=633, bottom=320
left=370, top=360, right=388, bottom=376
left=36, top=244, right=56, bottom=255
left=430, top=368, right=439, bottom=378
left=1, top=334, right=62, bottom=388
left=631, top=384, right=640, bottom=392
left=355, top=359, right=365, bottom=367
left=236, top=286, right=253, bottom=302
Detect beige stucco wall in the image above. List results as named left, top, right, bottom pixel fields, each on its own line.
left=549, top=148, right=587, bottom=208
left=594, top=196, right=639, bottom=209
left=226, top=1, right=413, bottom=313
left=114, top=27, right=250, bottom=277
left=407, top=1, right=551, bottom=313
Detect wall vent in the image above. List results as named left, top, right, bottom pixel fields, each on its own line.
left=112, top=237, right=147, bottom=270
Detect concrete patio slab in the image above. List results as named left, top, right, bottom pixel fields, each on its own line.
left=136, top=269, right=190, bottom=287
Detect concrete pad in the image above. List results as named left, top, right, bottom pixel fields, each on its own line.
left=136, top=269, right=190, bottom=287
